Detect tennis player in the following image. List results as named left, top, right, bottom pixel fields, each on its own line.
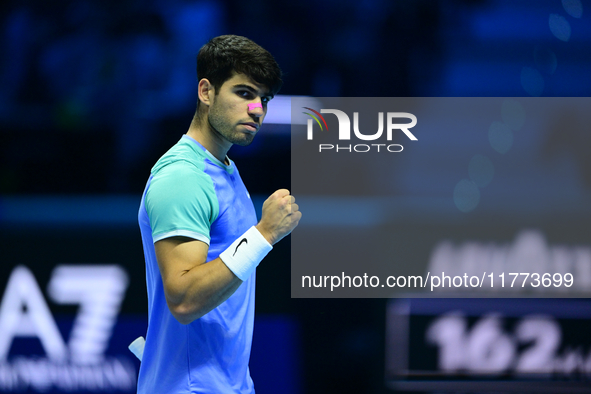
left=137, top=35, right=301, bottom=393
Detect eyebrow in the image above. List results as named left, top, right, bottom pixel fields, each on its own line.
left=233, top=84, right=273, bottom=99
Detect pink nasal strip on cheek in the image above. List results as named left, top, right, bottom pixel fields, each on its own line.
left=248, top=103, right=262, bottom=111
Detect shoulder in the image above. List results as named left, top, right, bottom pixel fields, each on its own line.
left=145, top=159, right=220, bottom=235
left=152, top=138, right=208, bottom=174
left=150, top=137, right=214, bottom=188
left=148, top=159, right=216, bottom=204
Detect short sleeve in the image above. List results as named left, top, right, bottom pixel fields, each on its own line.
left=145, top=160, right=219, bottom=244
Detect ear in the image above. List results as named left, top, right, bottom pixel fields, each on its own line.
left=197, top=78, right=214, bottom=107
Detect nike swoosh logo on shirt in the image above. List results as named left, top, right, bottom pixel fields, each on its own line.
left=233, top=238, right=248, bottom=256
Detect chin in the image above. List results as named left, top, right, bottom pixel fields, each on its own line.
left=231, top=134, right=255, bottom=147
left=234, top=139, right=254, bottom=147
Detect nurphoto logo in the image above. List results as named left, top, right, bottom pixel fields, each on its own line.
left=303, top=107, right=417, bottom=153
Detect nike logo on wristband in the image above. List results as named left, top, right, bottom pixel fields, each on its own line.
left=233, top=238, right=248, bottom=256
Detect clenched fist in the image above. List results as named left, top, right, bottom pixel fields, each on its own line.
left=255, top=189, right=302, bottom=245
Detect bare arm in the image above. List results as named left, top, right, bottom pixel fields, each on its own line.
left=155, top=189, right=301, bottom=324
left=155, top=238, right=241, bottom=324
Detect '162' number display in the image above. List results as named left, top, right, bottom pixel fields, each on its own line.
left=427, top=314, right=591, bottom=375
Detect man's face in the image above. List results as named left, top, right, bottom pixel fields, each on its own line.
left=207, top=73, right=272, bottom=147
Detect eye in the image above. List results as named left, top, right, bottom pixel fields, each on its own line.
left=261, top=97, right=271, bottom=104
left=237, top=90, right=254, bottom=99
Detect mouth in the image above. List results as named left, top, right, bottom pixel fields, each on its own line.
left=240, top=122, right=259, bottom=133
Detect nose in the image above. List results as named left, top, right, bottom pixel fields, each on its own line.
left=247, top=102, right=264, bottom=117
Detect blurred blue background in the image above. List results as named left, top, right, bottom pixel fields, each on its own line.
left=1, top=0, right=590, bottom=393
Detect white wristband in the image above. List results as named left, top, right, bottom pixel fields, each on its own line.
left=219, top=226, right=272, bottom=281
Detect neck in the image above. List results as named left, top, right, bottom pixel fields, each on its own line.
left=186, top=116, right=231, bottom=163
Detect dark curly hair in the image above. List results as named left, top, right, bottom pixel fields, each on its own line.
left=197, top=35, right=283, bottom=98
